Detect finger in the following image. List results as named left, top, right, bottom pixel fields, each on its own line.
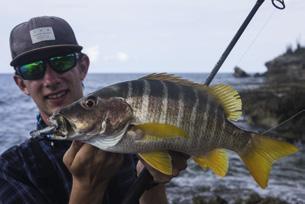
left=136, top=160, right=145, bottom=176
left=169, top=151, right=189, bottom=176
left=70, top=143, right=100, bottom=168
left=169, top=151, right=190, bottom=161
left=63, top=141, right=84, bottom=167
left=137, top=160, right=170, bottom=183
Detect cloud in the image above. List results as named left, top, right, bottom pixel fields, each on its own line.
left=102, top=51, right=130, bottom=63
left=116, top=52, right=129, bottom=62
left=83, top=45, right=99, bottom=63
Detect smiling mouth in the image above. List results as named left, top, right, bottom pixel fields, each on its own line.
left=45, top=90, right=68, bottom=100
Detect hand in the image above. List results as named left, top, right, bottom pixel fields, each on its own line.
left=136, top=151, right=189, bottom=183
left=63, top=141, right=123, bottom=204
left=137, top=151, right=189, bottom=204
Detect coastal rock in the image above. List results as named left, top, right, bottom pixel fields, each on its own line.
left=235, top=192, right=288, bottom=204
left=238, top=45, right=305, bottom=142
left=233, top=66, right=250, bottom=78
left=240, top=83, right=305, bottom=142
left=191, top=193, right=288, bottom=204
left=253, top=72, right=266, bottom=77
left=265, top=45, right=305, bottom=83
left=192, top=195, right=227, bottom=204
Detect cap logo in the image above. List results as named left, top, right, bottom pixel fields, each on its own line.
left=30, top=27, right=55, bottom=44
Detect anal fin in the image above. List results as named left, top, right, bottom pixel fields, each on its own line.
left=193, top=149, right=229, bottom=177
left=138, top=151, right=172, bottom=175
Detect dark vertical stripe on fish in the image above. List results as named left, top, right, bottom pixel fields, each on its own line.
left=209, top=105, right=219, bottom=146
left=115, top=81, right=130, bottom=98
left=203, top=90, right=224, bottom=149
left=180, top=85, right=196, bottom=133
left=192, top=89, right=209, bottom=147
left=197, top=90, right=210, bottom=141
left=190, top=88, right=199, bottom=138
left=147, top=80, right=164, bottom=122
left=129, top=80, right=145, bottom=117
left=217, top=116, right=227, bottom=147
left=176, top=85, right=185, bottom=128
left=159, top=81, right=168, bottom=123
left=139, top=80, right=151, bottom=122
left=165, top=82, right=181, bottom=125
left=127, top=81, right=133, bottom=99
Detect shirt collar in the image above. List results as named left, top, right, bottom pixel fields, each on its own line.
left=36, top=114, right=47, bottom=130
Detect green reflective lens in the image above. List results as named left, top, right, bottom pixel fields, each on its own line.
left=49, top=53, right=76, bottom=73
left=18, top=61, right=44, bottom=80
left=16, top=53, right=79, bottom=80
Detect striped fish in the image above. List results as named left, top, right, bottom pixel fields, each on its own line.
left=49, top=73, right=298, bottom=188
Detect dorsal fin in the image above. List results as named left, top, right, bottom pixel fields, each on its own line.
left=208, top=84, right=242, bottom=121
left=139, top=73, right=202, bottom=88
left=140, top=73, right=241, bottom=120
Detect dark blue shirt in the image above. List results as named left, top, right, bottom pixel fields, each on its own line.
left=0, top=115, right=137, bottom=204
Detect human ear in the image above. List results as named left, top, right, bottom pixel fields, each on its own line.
left=14, top=75, right=30, bottom=95
left=78, top=54, right=90, bottom=80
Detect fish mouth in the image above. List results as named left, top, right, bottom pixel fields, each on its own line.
left=49, top=113, right=76, bottom=139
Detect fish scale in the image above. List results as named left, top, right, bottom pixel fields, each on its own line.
left=100, top=80, right=237, bottom=153
left=189, top=88, right=199, bottom=146
left=159, top=81, right=168, bottom=123
left=128, top=80, right=145, bottom=117
left=49, top=73, right=299, bottom=189
left=164, top=82, right=180, bottom=125
left=146, top=80, right=164, bottom=123
left=180, top=86, right=195, bottom=134
left=121, top=80, right=229, bottom=153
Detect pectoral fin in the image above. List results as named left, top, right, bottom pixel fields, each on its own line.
left=193, top=149, right=229, bottom=177
left=138, top=151, right=172, bottom=175
left=135, top=123, right=188, bottom=140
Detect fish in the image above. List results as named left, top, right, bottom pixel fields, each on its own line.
left=48, top=73, right=298, bottom=188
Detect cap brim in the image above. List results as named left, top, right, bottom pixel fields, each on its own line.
left=10, top=44, right=83, bottom=66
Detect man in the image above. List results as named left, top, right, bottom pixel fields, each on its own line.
left=0, top=16, right=187, bottom=204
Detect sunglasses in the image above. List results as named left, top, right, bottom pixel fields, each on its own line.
left=15, top=53, right=82, bottom=80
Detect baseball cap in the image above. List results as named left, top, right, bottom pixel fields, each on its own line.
left=10, top=16, right=83, bottom=66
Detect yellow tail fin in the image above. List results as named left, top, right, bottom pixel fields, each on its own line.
left=239, top=134, right=298, bottom=188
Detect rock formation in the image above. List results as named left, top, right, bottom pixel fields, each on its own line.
left=233, top=66, right=250, bottom=78
left=238, top=45, right=305, bottom=142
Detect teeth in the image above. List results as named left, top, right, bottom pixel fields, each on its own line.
left=48, top=91, right=66, bottom=99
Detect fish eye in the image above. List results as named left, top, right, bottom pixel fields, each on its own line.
left=81, top=96, right=98, bottom=110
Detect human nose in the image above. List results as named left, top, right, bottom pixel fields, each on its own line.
left=43, top=64, right=61, bottom=88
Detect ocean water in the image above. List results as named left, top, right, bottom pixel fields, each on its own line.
left=0, top=73, right=304, bottom=203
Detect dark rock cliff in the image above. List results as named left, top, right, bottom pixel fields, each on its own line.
left=238, top=45, right=305, bottom=142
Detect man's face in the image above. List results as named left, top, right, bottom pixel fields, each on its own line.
left=14, top=53, right=89, bottom=122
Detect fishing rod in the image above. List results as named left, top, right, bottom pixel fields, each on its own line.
left=122, top=0, right=286, bottom=204
left=205, top=0, right=285, bottom=85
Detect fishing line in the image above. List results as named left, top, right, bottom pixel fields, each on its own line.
left=125, top=1, right=287, bottom=204
left=262, top=108, right=305, bottom=134
left=235, top=10, right=275, bottom=66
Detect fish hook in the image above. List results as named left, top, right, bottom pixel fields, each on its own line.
left=272, top=0, right=285, bottom=10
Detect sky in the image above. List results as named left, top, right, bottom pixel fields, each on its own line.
left=0, top=0, right=304, bottom=73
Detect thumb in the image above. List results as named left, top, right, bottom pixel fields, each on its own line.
left=136, top=160, right=145, bottom=176
left=63, top=141, right=84, bottom=168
